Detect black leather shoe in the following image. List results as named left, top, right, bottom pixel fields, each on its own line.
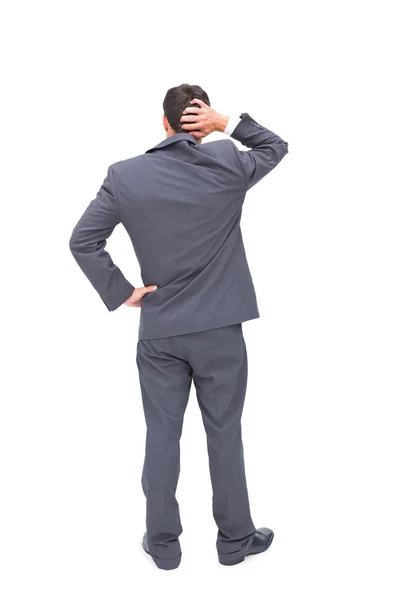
left=218, top=527, right=274, bottom=566
left=142, top=532, right=182, bottom=570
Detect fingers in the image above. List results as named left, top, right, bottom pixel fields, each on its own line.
left=181, top=114, right=200, bottom=122
left=135, top=285, right=158, bottom=298
left=181, top=122, right=203, bottom=130
left=181, top=98, right=209, bottom=132
left=181, top=97, right=207, bottom=117
left=125, top=285, right=157, bottom=308
left=190, top=98, right=207, bottom=107
left=182, top=106, right=201, bottom=115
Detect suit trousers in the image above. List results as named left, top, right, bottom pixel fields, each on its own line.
left=136, top=323, right=256, bottom=560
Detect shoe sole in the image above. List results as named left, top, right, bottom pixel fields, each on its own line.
left=218, top=531, right=274, bottom=566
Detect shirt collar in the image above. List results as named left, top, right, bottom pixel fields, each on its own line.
left=145, top=133, right=198, bottom=153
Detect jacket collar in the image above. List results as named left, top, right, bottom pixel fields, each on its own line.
left=145, top=133, right=198, bottom=153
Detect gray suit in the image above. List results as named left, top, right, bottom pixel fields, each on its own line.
left=70, top=112, right=288, bottom=565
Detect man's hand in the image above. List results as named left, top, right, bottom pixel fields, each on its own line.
left=180, top=98, right=229, bottom=139
left=124, top=285, right=158, bottom=308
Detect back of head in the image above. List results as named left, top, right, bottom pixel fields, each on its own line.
left=163, top=83, right=210, bottom=134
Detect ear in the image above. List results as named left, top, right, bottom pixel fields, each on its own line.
left=162, top=114, right=169, bottom=132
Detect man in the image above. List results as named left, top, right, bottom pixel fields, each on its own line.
left=69, top=83, right=288, bottom=569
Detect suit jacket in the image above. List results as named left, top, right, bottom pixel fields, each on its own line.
left=69, top=112, right=289, bottom=340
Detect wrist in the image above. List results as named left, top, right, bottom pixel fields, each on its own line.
left=215, top=114, right=229, bottom=133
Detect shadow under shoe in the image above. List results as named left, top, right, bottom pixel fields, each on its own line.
left=218, top=527, right=274, bottom=566
left=142, top=532, right=182, bottom=570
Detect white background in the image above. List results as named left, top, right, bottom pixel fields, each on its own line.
left=1, top=1, right=399, bottom=598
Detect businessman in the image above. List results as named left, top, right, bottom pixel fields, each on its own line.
left=69, top=84, right=288, bottom=569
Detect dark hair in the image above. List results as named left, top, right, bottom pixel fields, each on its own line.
left=163, top=83, right=210, bottom=134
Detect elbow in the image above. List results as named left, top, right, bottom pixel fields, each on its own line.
left=69, top=234, right=75, bottom=254
left=69, top=222, right=87, bottom=255
left=69, top=229, right=102, bottom=256
left=69, top=230, right=80, bottom=255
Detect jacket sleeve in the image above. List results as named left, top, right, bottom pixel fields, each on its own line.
left=69, top=165, right=135, bottom=311
left=229, top=112, right=289, bottom=191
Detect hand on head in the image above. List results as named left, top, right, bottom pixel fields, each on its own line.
left=180, top=99, right=229, bottom=139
